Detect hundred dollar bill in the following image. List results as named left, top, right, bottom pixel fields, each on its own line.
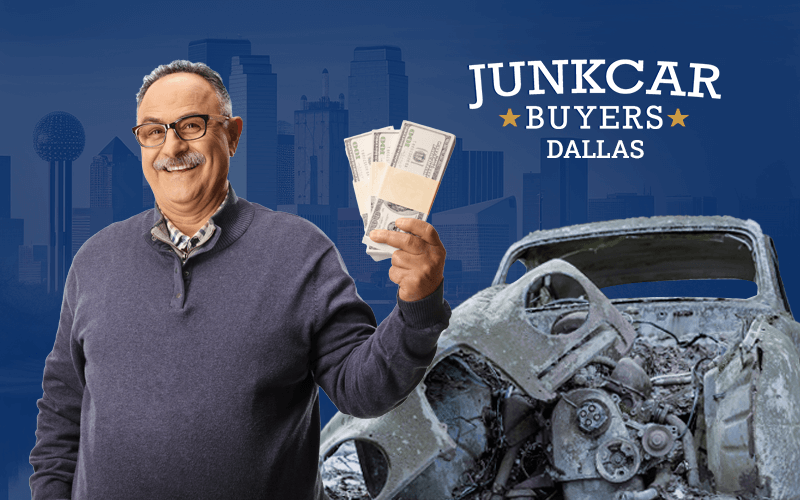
left=344, top=126, right=394, bottom=183
left=344, top=134, right=393, bottom=261
left=368, top=130, right=401, bottom=212
left=372, top=129, right=400, bottom=164
left=345, top=128, right=393, bottom=228
left=388, top=121, right=455, bottom=181
left=363, top=162, right=393, bottom=261
left=362, top=121, right=456, bottom=252
left=364, top=199, right=427, bottom=247
left=354, top=176, right=392, bottom=260
left=366, top=246, right=392, bottom=262
left=343, top=131, right=373, bottom=184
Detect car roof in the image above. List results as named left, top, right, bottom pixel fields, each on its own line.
left=516, top=216, right=764, bottom=248
left=494, top=216, right=789, bottom=313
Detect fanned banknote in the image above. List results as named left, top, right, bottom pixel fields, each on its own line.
left=368, top=130, right=401, bottom=214
left=344, top=127, right=395, bottom=261
left=362, top=121, right=456, bottom=253
left=363, top=162, right=393, bottom=261
left=372, top=129, right=400, bottom=164
left=343, top=130, right=374, bottom=184
left=344, top=126, right=393, bottom=183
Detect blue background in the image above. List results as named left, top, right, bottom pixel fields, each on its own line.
left=2, top=0, right=799, bottom=497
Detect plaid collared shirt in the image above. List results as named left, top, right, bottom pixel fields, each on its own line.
left=151, top=183, right=231, bottom=261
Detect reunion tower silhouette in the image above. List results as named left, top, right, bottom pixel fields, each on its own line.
left=33, top=111, right=85, bottom=293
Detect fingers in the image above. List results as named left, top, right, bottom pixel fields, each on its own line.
left=394, top=218, right=443, bottom=247
left=369, top=220, right=444, bottom=254
left=390, top=264, right=437, bottom=302
left=372, top=219, right=446, bottom=302
left=390, top=249, right=419, bottom=270
left=388, top=265, right=407, bottom=286
left=370, top=229, right=426, bottom=255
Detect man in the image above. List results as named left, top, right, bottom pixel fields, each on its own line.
left=30, top=60, right=449, bottom=499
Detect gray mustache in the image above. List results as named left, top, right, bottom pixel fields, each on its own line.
left=153, top=151, right=206, bottom=171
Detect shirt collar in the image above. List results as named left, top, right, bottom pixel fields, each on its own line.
left=151, top=181, right=233, bottom=257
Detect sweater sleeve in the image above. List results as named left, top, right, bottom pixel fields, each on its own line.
left=309, top=244, right=451, bottom=419
left=30, top=267, right=85, bottom=500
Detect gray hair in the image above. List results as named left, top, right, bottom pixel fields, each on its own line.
left=136, top=60, right=233, bottom=117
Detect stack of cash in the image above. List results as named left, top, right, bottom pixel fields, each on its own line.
left=344, top=121, right=456, bottom=261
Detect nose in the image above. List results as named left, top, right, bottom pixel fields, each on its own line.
left=158, top=125, right=190, bottom=159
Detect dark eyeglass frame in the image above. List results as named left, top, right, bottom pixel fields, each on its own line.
left=131, top=114, right=231, bottom=148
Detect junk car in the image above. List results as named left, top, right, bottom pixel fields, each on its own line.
left=320, top=216, right=800, bottom=500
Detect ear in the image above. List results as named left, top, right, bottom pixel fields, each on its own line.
left=227, top=116, right=243, bottom=156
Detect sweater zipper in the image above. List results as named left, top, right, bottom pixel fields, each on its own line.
left=151, top=229, right=190, bottom=264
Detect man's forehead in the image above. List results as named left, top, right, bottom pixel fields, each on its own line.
left=138, top=72, right=217, bottom=122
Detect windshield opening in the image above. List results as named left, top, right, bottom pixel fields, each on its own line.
left=509, top=231, right=759, bottom=299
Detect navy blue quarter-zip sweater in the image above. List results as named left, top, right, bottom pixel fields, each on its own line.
left=30, top=188, right=450, bottom=499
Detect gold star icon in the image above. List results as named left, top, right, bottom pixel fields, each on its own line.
left=500, top=108, right=521, bottom=127
left=668, top=108, right=689, bottom=127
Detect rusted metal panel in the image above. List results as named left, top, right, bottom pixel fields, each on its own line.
left=705, top=316, right=800, bottom=499
left=441, top=259, right=637, bottom=402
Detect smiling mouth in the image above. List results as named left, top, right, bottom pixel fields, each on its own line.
left=154, top=151, right=207, bottom=173
left=165, top=163, right=199, bottom=172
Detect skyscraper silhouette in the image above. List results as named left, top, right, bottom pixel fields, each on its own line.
left=277, top=125, right=295, bottom=206
left=18, top=244, right=47, bottom=285
left=188, top=38, right=252, bottom=89
left=522, top=172, right=542, bottom=235
left=71, top=208, right=92, bottom=258
left=89, top=137, right=142, bottom=232
left=348, top=46, right=408, bottom=135
left=430, top=139, right=466, bottom=214
left=0, top=156, right=23, bottom=283
left=540, top=138, right=588, bottom=229
left=294, top=70, right=349, bottom=208
left=88, top=153, right=114, bottom=239
left=99, top=137, right=142, bottom=223
left=466, top=150, right=503, bottom=205
left=229, top=55, right=278, bottom=207
left=90, top=154, right=112, bottom=209
left=431, top=140, right=503, bottom=214
left=33, top=111, right=85, bottom=293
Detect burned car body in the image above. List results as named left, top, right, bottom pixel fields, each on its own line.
left=320, top=216, right=800, bottom=500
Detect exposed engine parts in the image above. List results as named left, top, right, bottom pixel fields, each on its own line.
left=595, top=438, right=640, bottom=483
left=323, top=347, right=716, bottom=500
left=575, top=399, right=609, bottom=436
left=640, top=425, right=675, bottom=458
left=321, top=217, right=800, bottom=500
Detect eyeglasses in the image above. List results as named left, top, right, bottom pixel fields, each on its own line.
left=131, top=114, right=231, bottom=148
